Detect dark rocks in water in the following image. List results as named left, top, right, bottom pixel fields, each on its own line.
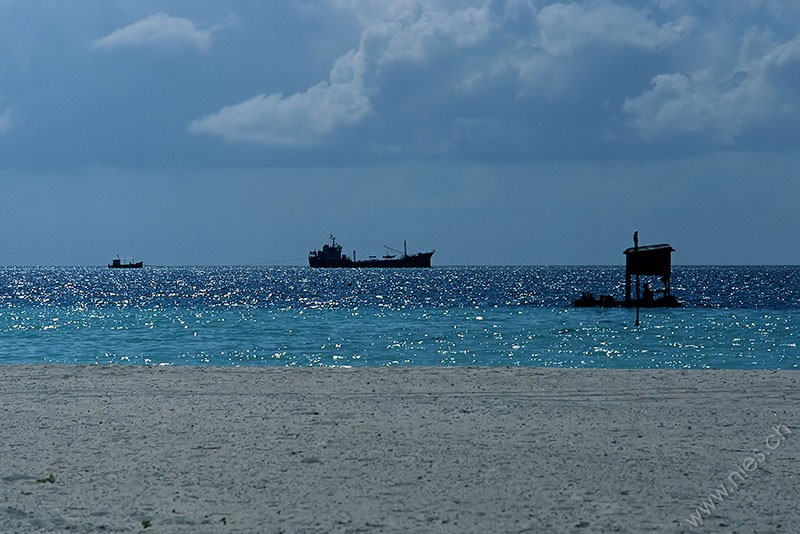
left=573, top=292, right=681, bottom=308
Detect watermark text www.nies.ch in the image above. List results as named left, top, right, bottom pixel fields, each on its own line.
left=686, top=424, right=792, bottom=527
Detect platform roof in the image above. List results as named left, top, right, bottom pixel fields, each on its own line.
left=623, top=244, right=674, bottom=277
left=623, top=244, right=675, bottom=255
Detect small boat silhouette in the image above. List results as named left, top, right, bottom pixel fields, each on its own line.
left=108, top=256, right=143, bottom=269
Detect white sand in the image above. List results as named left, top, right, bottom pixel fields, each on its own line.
left=0, top=365, right=798, bottom=533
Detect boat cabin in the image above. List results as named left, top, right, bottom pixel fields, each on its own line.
left=309, top=236, right=347, bottom=262
left=623, top=242, right=674, bottom=304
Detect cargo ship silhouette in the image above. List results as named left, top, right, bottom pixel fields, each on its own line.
left=309, top=235, right=434, bottom=268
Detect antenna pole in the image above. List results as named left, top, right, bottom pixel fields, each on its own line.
left=634, top=231, right=640, bottom=327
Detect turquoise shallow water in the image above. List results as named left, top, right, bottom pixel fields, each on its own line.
left=0, top=266, right=798, bottom=368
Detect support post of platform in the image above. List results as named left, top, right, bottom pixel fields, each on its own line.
left=634, top=231, right=640, bottom=327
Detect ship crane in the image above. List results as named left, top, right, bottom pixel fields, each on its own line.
left=383, top=240, right=409, bottom=257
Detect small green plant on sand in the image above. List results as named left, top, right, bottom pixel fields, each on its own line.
left=36, top=474, right=55, bottom=484
left=141, top=520, right=151, bottom=528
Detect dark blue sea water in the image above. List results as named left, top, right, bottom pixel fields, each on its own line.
left=0, top=266, right=798, bottom=368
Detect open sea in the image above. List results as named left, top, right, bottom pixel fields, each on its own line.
left=0, top=266, right=798, bottom=369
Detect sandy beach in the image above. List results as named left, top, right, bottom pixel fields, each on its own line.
left=0, top=366, right=797, bottom=533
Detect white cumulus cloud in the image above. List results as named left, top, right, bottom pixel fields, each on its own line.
left=624, top=32, right=800, bottom=143
left=189, top=81, right=372, bottom=146
left=188, top=2, right=494, bottom=146
left=91, top=12, right=233, bottom=52
left=536, top=2, right=690, bottom=56
left=499, top=2, right=691, bottom=90
left=187, top=0, right=800, bottom=156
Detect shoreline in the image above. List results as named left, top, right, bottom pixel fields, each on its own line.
left=1, top=366, right=797, bottom=532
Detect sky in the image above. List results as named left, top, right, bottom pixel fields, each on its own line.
left=1, top=0, right=799, bottom=266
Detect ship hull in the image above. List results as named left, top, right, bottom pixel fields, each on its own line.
left=108, top=261, right=143, bottom=269
left=309, top=251, right=433, bottom=268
